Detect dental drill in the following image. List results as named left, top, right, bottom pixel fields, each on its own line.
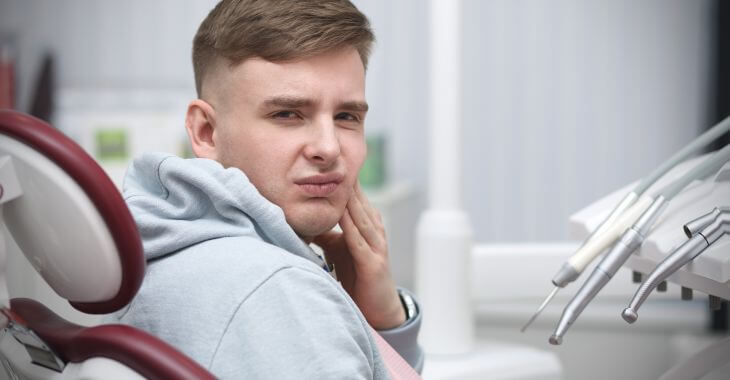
left=683, top=207, right=728, bottom=238
left=549, top=144, right=730, bottom=345
left=522, top=117, right=730, bottom=332
left=622, top=207, right=730, bottom=324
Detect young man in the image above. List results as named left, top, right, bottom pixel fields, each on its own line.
left=117, top=0, right=423, bottom=378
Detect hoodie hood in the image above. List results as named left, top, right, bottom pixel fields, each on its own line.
left=123, top=153, right=325, bottom=269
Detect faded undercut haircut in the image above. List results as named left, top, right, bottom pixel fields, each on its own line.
left=192, top=0, right=375, bottom=97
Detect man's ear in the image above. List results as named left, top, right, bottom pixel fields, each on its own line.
left=185, top=99, right=220, bottom=159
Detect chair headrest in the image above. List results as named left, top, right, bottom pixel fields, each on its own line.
left=0, top=110, right=145, bottom=314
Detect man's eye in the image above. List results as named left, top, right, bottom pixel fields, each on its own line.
left=335, top=112, right=359, bottom=122
left=272, top=111, right=299, bottom=119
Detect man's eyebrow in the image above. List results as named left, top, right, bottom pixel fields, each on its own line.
left=261, top=96, right=314, bottom=109
left=261, top=97, right=369, bottom=113
left=340, top=101, right=369, bottom=113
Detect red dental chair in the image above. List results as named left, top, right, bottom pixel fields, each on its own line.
left=0, top=110, right=215, bottom=379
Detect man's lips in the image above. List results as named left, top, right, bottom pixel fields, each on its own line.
left=294, top=173, right=344, bottom=197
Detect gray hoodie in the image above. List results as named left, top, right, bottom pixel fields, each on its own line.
left=115, top=153, right=423, bottom=379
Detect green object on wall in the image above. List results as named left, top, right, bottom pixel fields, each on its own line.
left=95, top=128, right=128, bottom=161
left=359, top=134, right=386, bottom=188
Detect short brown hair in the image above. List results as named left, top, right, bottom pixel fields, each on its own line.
left=192, top=0, right=374, bottom=97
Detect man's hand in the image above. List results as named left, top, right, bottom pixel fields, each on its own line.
left=313, top=182, right=406, bottom=330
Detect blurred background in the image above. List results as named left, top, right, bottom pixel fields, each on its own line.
left=1, top=1, right=728, bottom=379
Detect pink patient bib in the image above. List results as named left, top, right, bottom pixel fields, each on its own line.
left=368, top=326, right=421, bottom=380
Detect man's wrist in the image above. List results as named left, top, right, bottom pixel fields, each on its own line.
left=368, top=289, right=406, bottom=330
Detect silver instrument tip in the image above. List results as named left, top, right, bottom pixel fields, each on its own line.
left=521, top=286, right=560, bottom=333
left=548, top=334, right=562, bottom=345
left=621, top=308, right=638, bottom=324
left=520, top=312, right=539, bottom=333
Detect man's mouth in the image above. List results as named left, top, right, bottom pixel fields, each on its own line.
left=294, top=173, right=344, bottom=197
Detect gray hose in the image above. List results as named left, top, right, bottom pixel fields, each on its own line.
left=660, top=144, right=730, bottom=200
left=634, top=116, right=730, bottom=195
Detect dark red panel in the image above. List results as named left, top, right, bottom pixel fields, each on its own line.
left=0, top=110, right=144, bottom=314
left=12, top=299, right=215, bottom=380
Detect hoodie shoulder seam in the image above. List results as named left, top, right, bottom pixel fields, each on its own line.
left=207, top=265, right=293, bottom=368
left=207, top=266, right=377, bottom=370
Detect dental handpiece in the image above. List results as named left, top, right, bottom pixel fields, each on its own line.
left=683, top=207, right=730, bottom=238
left=549, top=196, right=668, bottom=345
left=521, top=192, right=645, bottom=332
left=523, top=117, right=730, bottom=332
left=549, top=144, right=730, bottom=344
left=622, top=207, right=730, bottom=324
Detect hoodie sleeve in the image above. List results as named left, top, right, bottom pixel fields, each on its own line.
left=375, top=288, right=424, bottom=373
left=208, top=267, right=388, bottom=379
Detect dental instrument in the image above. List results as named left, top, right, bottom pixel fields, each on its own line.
left=521, top=195, right=654, bottom=332
left=682, top=206, right=728, bottom=238
left=622, top=207, right=730, bottom=324
left=549, top=144, right=730, bottom=345
left=522, top=117, right=730, bottom=332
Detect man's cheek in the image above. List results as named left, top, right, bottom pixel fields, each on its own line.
left=345, top=136, right=367, bottom=170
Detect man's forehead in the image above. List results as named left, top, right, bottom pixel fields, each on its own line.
left=203, top=49, right=366, bottom=108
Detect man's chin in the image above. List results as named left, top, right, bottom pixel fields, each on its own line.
left=285, top=210, right=342, bottom=240
left=292, top=224, right=339, bottom=243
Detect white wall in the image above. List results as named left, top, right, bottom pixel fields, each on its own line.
left=461, top=0, right=714, bottom=241
left=0, top=0, right=215, bottom=108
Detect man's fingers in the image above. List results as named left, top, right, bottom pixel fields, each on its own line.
left=339, top=206, right=373, bottom=265
left=354, top=182, right=385, bottom=234
left=347, top=195, right=386, bottom=251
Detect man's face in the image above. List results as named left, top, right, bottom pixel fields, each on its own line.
left=209, top=48, right=368, bottom=240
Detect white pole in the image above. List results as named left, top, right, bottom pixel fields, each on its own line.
left=428, top=0, right=461, bottom=211
left=415, top=0, right=474, bottom=355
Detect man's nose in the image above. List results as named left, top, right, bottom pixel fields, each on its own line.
left=303, top=118, right=341, bottom=167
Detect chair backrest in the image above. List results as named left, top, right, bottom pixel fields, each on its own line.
left=0, top=110, right=143, bottom=312
left=0, top=110, right=214, bottom=379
